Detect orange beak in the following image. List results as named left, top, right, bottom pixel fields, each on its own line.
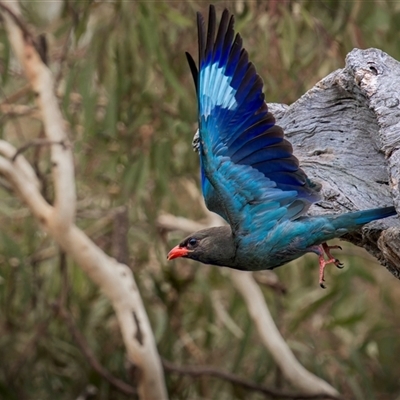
left=167, top=245, right=190, bottom=260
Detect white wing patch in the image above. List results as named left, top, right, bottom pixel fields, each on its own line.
left=200, top=62, right=238, bottom=118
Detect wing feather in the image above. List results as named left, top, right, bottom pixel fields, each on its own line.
left=187, top=5, right=321, bottom=232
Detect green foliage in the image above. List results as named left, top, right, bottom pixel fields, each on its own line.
left=0, top=1, right=400, bottom=399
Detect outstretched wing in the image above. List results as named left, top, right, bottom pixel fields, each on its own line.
left=186, top=5, right=320, bottom=234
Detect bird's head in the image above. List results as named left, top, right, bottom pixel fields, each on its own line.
left=167, top=226, right=235, bottom=267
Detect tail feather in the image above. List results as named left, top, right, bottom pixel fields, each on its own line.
left=353, top=206, right=397, bottom=225
left=330, top=206, right=396, bottom=229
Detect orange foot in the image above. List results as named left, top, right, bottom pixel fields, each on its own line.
left=310, top=243, right=344, bottom=288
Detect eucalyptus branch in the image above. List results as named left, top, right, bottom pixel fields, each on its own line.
left=162, top=359, right=342, bottom=400
left=0, top=2, right=167, bottom=399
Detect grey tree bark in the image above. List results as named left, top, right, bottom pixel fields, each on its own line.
left=270, top=48, right=400, bottom=279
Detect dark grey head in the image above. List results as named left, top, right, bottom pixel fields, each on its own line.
left=167, top=226, right=235, bottom=267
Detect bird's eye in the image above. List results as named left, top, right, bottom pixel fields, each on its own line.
left=188, top=238, right=197, bottom=246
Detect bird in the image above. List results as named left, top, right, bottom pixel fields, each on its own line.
left=167, top=5, right=397, bottom=288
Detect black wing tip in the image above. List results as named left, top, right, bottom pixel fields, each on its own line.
left=198, top=5, right=236, bottom=63
left=185, top=52, right=198, bottom=92
left=209, top=4, right=216, bottom=17
left=197, top=11, right=205, bottom=62
left=205, top=5, right=216, bottom=61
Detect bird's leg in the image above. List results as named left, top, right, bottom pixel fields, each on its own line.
left=309, top=243, right=344, bottom=289
left=322, top=242, right=344, bottom=269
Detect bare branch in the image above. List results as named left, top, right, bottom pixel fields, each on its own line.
left=0, top=2, right=35, bottom=45
left=0, top=83, right=31, bottom=105
left=11, top=138, right=65, bottom=161
left=211, top=290, right=244, bottom=339
left=162, top=359, right=342, bottom=400
left=1, top=0, right=75, bottom=230
left=0, top=141, right=51, bottom=222
left=0, top=104, right=37, bottom=118
left=230, top=271, right=339, bottom=396
left=58, top=306, right=137, bottom=396
left=111, top=206, right=130, bottom=265
left=54, top=24, right=74, bottom=87
left=157, top=212, right=207, bottom=233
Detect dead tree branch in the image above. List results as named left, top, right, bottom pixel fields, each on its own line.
left=269, top=48, right=400, bottom=279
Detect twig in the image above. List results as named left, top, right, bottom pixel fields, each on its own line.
left=0, top=84, right=31, bottom=106
left=0, top=2, right=33, bottom=41
left=0, top=2, right=46, bottom=63
left=157, top=212, right=207, bottom=233
left=162, top=359, right=342, bottom=400
left=59, top=249, right=68, bottom=308
left=56, top=248, right=136, bottom=396
left=58, top=306, right=137, bottom=397
left=211, top=290, right=244, bottom=339
left=111, top=206, right=130, bottom=265
left=0, top=104, right=38, bottom=118
left=54, top=24, right=74, bottom=88
left=0, top=86, right=27, bottom=141
left=12, top=139, right=66, bottom=161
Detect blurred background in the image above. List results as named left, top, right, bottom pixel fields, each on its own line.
left=0, top=1, right=400, bottom=399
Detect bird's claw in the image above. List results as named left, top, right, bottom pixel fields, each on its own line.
left=335, top=259, right=344, bottom=269
left=317, top=242, right=346, bottom=288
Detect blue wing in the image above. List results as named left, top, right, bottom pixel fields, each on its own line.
left=186, top=6, right=320, bottom=233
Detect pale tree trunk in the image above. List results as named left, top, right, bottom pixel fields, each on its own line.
left=0, top=2, right=168, bottom=399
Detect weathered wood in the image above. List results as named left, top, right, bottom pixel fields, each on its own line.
left=270, top=48, right=400, bottom=279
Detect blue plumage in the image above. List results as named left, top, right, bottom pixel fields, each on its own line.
left=188, top=5, right=320, bottom=226
left=168, top=5, right=397, bottom=287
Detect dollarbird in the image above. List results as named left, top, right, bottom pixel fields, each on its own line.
left=167, top=5, right=397, bottom=288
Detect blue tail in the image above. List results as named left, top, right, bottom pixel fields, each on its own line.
left=330, top=206, right=396, bottom=229
left=353, top=206, right=397, bottom=225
